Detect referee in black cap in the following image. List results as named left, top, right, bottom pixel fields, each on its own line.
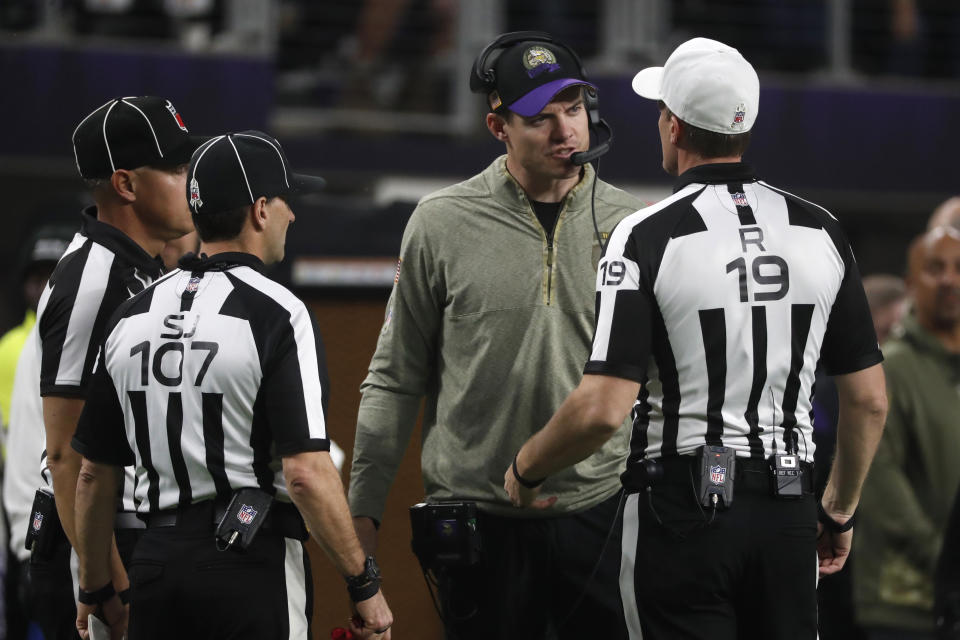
left=71, top=131, right=393, bottom=639
left=36, top=95, right=204, bottom=640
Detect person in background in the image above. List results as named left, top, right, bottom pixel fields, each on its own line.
left=0, top=225, right=73, bottom=640
left=854, top=227, right=960, bottom=639
left=816, top=272, right=907, bottom=640
left=927, top=196, right=960, bottom=232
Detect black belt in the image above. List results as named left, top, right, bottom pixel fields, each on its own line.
left=651, top=455, right=815, bottom=494
left=114, top=511, right=146, bottom=530
left=139, top=500, right=308, bottom=540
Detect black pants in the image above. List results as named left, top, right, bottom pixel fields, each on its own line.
left=864, top=630, right=937, bottom=640
left=127, top=525, right=312, bottom=639
left=25, top=526, right=142, bottom=640
left=434, top=491, right=627, bottom=640
left=624, top=461, right=818, bottom=639
left=26, top=535, right=78, bottom=640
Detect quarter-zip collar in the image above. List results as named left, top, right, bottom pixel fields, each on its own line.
left=488, top=155, right=595, bottom=219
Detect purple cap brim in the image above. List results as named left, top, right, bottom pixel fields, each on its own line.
left=508, top=78, right=597, bottom=117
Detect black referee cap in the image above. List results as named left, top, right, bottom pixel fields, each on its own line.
left=186, top=131, right=326, bottom=216
left=72, top=96, right=207, bottom=179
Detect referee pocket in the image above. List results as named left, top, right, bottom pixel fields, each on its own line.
left=197, top=558, right=269, bottom=572
left=129, top=560, right=164, bottom=590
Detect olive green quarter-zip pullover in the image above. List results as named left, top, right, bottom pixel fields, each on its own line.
left=349, top=156, right=645, bottom=520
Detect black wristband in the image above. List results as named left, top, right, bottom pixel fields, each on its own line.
left=78, top=582, right=116, bottom=606
left=118, top=588, right=130, bottom=605
left=817, top=501, right=856, bottom=533
left=345, top=556, right=381, bottom=603
left=512, top=454, right=546, bottom=489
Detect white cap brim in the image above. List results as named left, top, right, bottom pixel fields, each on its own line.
left=631, top=67, right=663, bottom=100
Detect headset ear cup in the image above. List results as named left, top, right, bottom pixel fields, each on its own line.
left=584, top=86, right=602, bottom=127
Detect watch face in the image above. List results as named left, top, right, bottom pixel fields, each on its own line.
left=365, top=556, right=380, bottom=579
left=347, top=556, right=380, bottom=587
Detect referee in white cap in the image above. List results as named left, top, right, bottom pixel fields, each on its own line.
left=71, top=131, right=393, bottom=639
left=505, top=38, right=888, bottom=639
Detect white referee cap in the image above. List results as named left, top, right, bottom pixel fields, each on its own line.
left=632, top=37, right=759, bottom=135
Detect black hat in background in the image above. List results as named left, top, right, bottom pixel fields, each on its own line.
left=476, top=39, right=595, bottom=116
left=72, top=96, right=207, bottom=179
left=187, top=131, right=326, bottom=216
left=19, top=224, right=75, bottom=278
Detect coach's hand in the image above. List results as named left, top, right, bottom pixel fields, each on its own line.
left=503, top=460, right=557, bottom=509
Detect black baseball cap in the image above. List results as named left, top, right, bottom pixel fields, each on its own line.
left=483, top=40, right=595, bottom=117
left=19, top=224, right=74, bottom=276
left=72, top=96, right=207, bottom=179
left=186, top=131, right=326, bottom=216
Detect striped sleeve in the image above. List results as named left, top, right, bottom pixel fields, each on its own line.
left=820, top=244, right=884, bottom=375
left=584, top=221, right=654, bottom=383
left=263, top=302, right=330, bottom=455
left=38, top=243, right=114, bottom=396
left=71, top=344, right=135, bottom=466
left=583, top=191, right=702, bottom=382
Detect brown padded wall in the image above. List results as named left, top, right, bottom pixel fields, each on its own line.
left=306, top=297, right=443, bottom=639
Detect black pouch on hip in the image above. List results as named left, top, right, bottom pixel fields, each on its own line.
left=770, top=454, right=804, bottom=499
left=409, top=501, right=482, bottom=570
left=215, top=488, right=273, bottom=551
left=696, top=445, right=736, bottom=509
left=25, top=489, right=64, bottom=558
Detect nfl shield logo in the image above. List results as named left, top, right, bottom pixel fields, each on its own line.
left=731, top=192, right=748, bottom=207
left=237, top=504, right=257, bottom=525
left=186, top=276, right=201, bottom=293
left=32, top=512, right=43, bottom=532
left=732, top=103, right=746, bottom=128
left=710, top=465, right=726, bottom=485
left=190, top=178, right=203, bottom=210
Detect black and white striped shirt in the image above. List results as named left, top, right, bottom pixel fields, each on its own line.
left=586, top=163, right=881, bottom=489
left=36, top=206, right=165, bottom=511
left=72, top=252, right=330, bottom=513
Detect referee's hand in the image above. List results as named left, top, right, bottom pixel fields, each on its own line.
left=350, top=590, right=393, bottom=639
left=816, top=523, right=853, bottom=577
left=76, top=593, right=127, bottom=640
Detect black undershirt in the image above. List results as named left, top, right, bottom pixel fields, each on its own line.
left=530, top=199, right=562, bottom=242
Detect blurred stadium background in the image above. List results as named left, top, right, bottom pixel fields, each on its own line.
left=1, top=1, right=957, bottom=638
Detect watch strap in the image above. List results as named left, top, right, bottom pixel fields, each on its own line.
left=345, top=556, right=381, bottom=603
left=78, top=582, right=116, bottom=606
left=817, top=501, right=856, bottom=533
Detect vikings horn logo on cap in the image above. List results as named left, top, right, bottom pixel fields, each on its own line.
left=522, top=46, right=560, bottom=78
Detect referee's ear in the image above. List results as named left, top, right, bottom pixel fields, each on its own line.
left=108, top=169, right=137, bottom=205
left=250, top=196, right=269, bottom=231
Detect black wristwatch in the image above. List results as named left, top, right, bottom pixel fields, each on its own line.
left=78, top=582, right=116, bottom=606
left=345, top=556, right=381, bottom=603
left=817, top=501, right=857, bottom=533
